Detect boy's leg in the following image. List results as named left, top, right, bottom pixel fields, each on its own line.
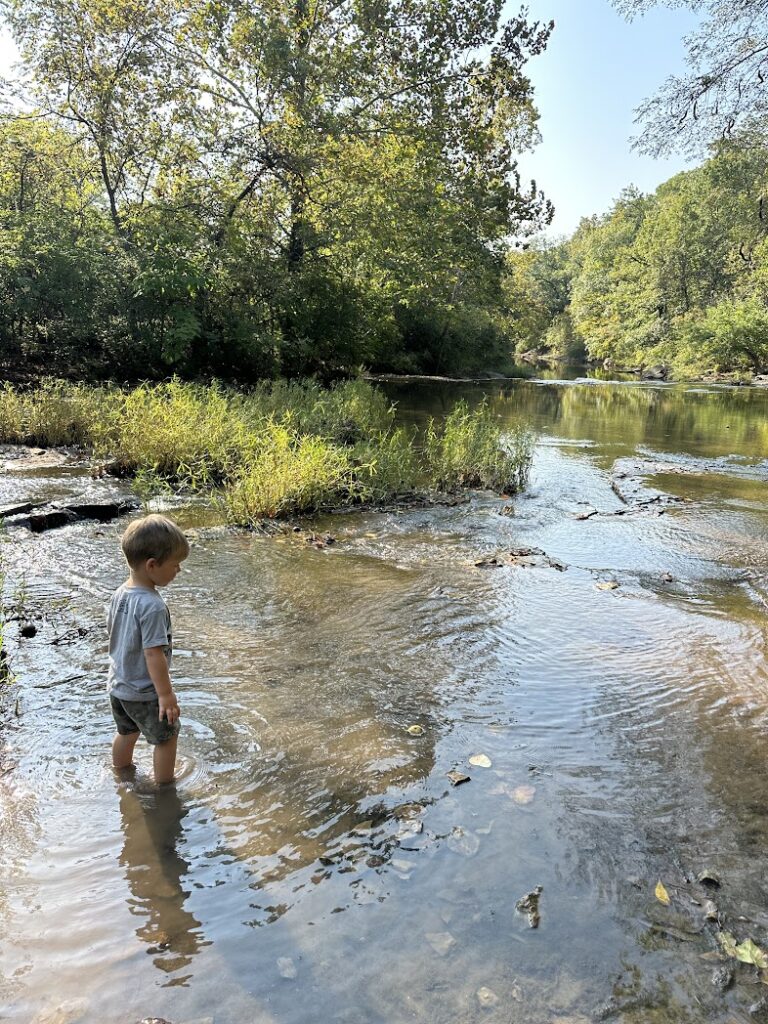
left=153, top=734, right=178, bottom=785
left=112, top=730, right=139, bottom=769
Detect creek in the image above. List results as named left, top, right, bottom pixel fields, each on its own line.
left=1, top=375, right=768, bottom=1024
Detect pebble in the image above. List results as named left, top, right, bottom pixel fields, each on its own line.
left=476, top=987, right=499, bottom=1009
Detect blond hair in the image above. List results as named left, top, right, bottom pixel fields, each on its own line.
left=121, top=514, right=190, bottom=568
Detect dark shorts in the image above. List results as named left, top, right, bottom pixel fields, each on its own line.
left=110, top=695, right=180, bottom=746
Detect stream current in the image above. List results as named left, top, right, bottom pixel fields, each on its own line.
left=1, top=375, right=768, bottom=1024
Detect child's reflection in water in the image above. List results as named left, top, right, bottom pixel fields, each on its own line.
left=117, top=773, right=206, bottom=982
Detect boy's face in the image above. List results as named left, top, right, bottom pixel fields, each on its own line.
left=146, top=551, right=187, bottom=588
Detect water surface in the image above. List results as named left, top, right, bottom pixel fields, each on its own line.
left=2, top=378, right=768, bottom=1024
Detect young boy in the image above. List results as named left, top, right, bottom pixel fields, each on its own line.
left=107, top=514, right=190, bottom=785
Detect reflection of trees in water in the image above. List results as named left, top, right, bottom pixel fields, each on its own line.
left=118, top=781, right=207, bottom=978
left=383, top=379, right=768, bottom=458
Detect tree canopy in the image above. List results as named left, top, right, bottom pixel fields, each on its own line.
left=0, top=0, right=554, bottom=379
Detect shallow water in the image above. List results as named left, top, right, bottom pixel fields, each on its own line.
left=2, top=378, right=768, bottom=1024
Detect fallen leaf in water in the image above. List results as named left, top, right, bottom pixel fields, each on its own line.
left=512, top=784, right=536, bottom=804
left=655, top=880, right=671, bottom=905
left=736, top=938, right=768, bottom=969
left=447, top=826, right=480, bottom=857
left=596, top=580, right=619, bottom=591
left=469, top=754, right=492, bottom=768
left=717, top=932, right=768, bottom=968
left=447, top=770, right=470, bottom=786
left=406, top=725, right=425, bottom=736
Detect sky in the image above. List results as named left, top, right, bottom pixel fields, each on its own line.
left=1, top=2, right=701, bottom=239
left=515, top=0, right=701, bottom=236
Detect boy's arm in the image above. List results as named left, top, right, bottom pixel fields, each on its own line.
left=144, top=646, right=180, bottom=724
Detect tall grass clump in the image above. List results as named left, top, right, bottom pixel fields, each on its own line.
left=424, top=400, right=533, bottom=494
left=0, top=379, right=535, bottom=522
left=0, top=380, right=99, bottom=447
left=223, top=424, right=353, bottom=522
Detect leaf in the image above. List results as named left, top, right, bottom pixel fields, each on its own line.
left=406, top=724, right=424, bottom=736
left=596, top=580, right=619, bottom=591
left=734, top=938, right=768, bottom=969
left=468, top=753, right=492, bottom=768
left=511, top=784, right=536, bottom=804
left=655, top=880, right=671, bottom=905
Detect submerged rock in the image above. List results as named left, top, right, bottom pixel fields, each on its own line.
left=516, top=885, right=543, bottom=928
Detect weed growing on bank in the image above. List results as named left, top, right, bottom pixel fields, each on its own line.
left=0, top=379, right=534, bottom=523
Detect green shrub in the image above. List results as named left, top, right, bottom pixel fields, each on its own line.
left=424, top=400, right=533, bottom=493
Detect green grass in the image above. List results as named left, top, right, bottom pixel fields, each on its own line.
left=0, top=379, right=534, bottom=524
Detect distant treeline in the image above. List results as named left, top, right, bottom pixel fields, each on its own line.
left=0, top=0, right=554, bottom=382
left=505, top=144, right=768, bottom=379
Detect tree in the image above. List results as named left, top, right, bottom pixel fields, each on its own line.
left=614, top=0, right=768, bottom=155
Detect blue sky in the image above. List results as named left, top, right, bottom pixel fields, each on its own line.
left=1, top=2, right=700, bottom=238
left=515, top=0, right=701, bottom=236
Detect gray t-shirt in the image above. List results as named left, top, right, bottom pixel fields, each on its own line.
left=106, top=584, right=172, bottom=701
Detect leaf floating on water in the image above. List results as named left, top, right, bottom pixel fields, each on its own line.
left=596, top=580, right=619, bottom=591
left=406, top=725, right=425, bottom=736
left=277, top=956, right=297, bottom=979
left=736, top=938, right=768, bottom=969
left=425, top=931, right=456, bottom=956
left=469, top=754, right=492, bottom=768
left=655, top=880, right=671, bottom=905
left=447, top=770, right=470, bottom=787
left=512, top=784, right=536, bottom=805
left=717, top=932, right=768, bottom=968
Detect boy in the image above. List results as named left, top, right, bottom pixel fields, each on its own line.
left=107, top=514, right=190, bottom=784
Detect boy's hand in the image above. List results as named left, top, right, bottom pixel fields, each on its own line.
left=158, top=691, right=180, bottom=725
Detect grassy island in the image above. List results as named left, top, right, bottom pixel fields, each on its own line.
left=0, top=379, right=533, bottom=524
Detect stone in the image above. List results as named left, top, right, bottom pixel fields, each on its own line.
left=476, top=987, right=499, bottom=1009
left=425, top=931, right=456, bottom=956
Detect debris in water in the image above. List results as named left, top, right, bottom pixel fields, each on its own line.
left=596, top=580, right=619, bottom=591
left=406, top=724, right=425, bottom=736
left=476, top=986, right=500, bottom=1008
left=697, top=869, right=721, bottom=887
left=516, top=885, right=543, bottom=928
left=468, top=753, right=492, bottom=768
left=512, top=784, right=536, bottom=805
left=655, top=880, right=671, bottom=906
left=447, top=770, right=470, bottom=787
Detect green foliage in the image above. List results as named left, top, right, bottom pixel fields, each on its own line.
left=0, top=379, right=535, bottom=523
left=424, top=400, right=533, bottom=493
left=520, top=145, right=768, bottom=378
left=0, top=0, right=555, bottom=379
